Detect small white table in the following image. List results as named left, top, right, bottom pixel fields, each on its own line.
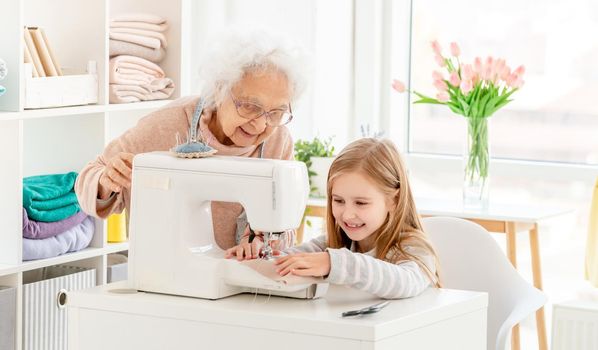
left=306, top=197, right=571, bottom=350
left=68, top=282, right=487, bottom=350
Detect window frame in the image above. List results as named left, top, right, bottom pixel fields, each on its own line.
left=386, top=0, right=598, bottom=183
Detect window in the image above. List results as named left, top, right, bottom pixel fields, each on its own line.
left=408, top=0, right=598, bottom=166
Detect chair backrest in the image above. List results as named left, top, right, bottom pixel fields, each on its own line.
left=422, top=216, right=546, bottom=350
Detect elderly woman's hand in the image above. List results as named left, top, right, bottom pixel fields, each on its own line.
left=98, top=152, right=135, bottom=199
left=225, top=226, right=265, bottom=260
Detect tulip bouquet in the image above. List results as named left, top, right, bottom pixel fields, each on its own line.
left=392, top=40, right=525, bottom=205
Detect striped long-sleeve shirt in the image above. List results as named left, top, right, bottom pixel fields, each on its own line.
left=285, top=235, right=436, bottom=299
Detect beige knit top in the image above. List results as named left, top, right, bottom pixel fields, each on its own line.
left=74, top=96, right=294, bottom=249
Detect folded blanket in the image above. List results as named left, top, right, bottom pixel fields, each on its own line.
left=23, top=172, right=81, bottom=222
left=111, top=27, right=168, bottom=48
left=109, top=39, right=165, bottom=63
left=22, top=216, right=95, bottom=261
left=109, top=55, right=165, bottom=85
left=109, top=80, right=174, bottom=103
left=110, top=21, right=169, bottom=33
left=111, top=13, right=167, bottom=24
left=109, top=32, right=162, bottom=49
left=23, top=208, right=88, bottom=240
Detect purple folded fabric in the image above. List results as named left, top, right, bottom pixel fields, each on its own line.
left=22, top=208, right=88, bottom=239
left=22, top=217, right=95, bottom=261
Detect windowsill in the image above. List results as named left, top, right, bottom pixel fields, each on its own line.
left=405, top=152, right=598, bottom=182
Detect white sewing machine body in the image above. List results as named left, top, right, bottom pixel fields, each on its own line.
left=128, top=152, right=328, bottom=300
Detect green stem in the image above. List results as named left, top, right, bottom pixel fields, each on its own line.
left=465, top=117, right=489, bottom=183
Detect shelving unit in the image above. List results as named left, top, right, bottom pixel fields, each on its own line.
left=0, top=1, right=191, bottom=349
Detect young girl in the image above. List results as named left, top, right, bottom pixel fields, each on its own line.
left=227, top=138, right=441, bottom=298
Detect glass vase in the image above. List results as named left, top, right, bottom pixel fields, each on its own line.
left=463, top=116, right=490, bottom=208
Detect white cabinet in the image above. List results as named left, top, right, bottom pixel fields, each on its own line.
left=0, top=1, right=190, bottom=349
left=67, top=283, right=488, bottom=350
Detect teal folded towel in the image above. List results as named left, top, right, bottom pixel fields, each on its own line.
left=23, top=172, right=81, bottom=222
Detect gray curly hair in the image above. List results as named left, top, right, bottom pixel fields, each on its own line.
left=196, top=26, right=309, bottom=108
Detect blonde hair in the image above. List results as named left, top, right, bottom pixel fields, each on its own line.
left=326, top=138, right=441, bottom=287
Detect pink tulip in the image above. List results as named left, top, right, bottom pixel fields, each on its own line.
left=460, top=80, right=473, bottom=95
left=473, top=57, right=483, bottom=74
left=462, top=64, right=474, bottom=80
left=433, top=79, right=448, bottom=92
left=500, top=65, right=511, bottom=81
left=514, top=65, right=526, bottom=76
left=482, top=65, right=493, bottom=82
left=432, top=70, right=444, bottom=81
left=434, top=54, right=446, bottom=67
left=507, top=74, right=524, bottom=88
left=431, top=40, right=442, bottom=56
left=436, top=91, right=450, bottom=102
left=449, top=72, right=461, bottom=87
left=392, top=79, right=406, bottom=93
left=450, top=42, right=460, bottom=57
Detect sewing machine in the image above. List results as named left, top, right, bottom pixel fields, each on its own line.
left=127, top=151, right=329, bottom=300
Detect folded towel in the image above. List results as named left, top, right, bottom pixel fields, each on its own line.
left=109, top=81, right=174, bottom=103
left=111, top=13, right=167, bottom=24
left=23, top=208, right=88, bottom=240
left=110, top=21, right=169, bottom=33
left=109, top=55, right=165, bottom=84
left=109, top=39, right=165, bottom=63
left=110, top=27, right=168, bottom=48
left=23, top=172, right=81, bottom=222
left=22, top=216, right=94, bottom=261
left=109, top=32, right=162, bottom=49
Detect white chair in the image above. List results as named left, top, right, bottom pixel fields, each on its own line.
left=422, top=216, right=547, bottom=350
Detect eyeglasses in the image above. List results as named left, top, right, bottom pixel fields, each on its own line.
left=230, top=93, right=293, bottom=126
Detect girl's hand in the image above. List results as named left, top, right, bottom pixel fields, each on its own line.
left=98, top=152, right=135, bottom=199
left=224, top=226, right=264, bottom=260
left=274, top=252, right=331, bottom=277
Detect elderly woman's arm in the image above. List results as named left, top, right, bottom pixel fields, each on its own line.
left=75, top=101, right=191, bottom=218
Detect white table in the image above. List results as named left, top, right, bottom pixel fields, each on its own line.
left=68, top=282, right=487, bottom=350
left=306, top=197, right=571, bottom=350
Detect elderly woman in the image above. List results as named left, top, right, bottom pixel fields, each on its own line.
left=75, top=28, right=307, bottom=252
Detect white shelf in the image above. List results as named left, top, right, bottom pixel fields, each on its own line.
left=0, top=100, right=176, bottom=121
left=0, top=1, right=190, bottom=348
left=0, top=243, right=129, bottom=277
left=105, top=100, right=174, bottom=112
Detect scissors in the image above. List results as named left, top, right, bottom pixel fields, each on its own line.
left=341, top=300, right=390, bottom=317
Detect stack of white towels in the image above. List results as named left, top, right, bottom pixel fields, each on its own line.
left=109, top=13, right=174, bottom=103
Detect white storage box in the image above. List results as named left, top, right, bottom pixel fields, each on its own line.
left=107, top=263, right=127, bottom=283
left=0, top=286, right=16, bottom=350
left=24, top=61, right=98, bottom=109
left=22, top=265, right=96, bottom=350
left=552, top=299, right=598, bottom=350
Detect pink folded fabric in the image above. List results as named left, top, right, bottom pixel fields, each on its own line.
left=241, top=259, right=324, bottom=286
left=110, top=21, right=169, bottom=33
left=109, top=32, right=161, bottom=49
left=111, top=13, right=166, bottom=24
left=109, top=81, right=174, bottom=103
left=109, top=55, right=165, bottom=85
left=109, top=39, right=165, bottom=63
left=110, top=27, right=168, bottom=48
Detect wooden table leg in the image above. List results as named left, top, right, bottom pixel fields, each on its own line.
left=506, top=222, right=521, bottom=350
left=529, top=224, right=548, bottom=350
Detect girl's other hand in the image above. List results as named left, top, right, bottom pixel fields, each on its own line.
left=274, top=252, right=331, bottom=277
